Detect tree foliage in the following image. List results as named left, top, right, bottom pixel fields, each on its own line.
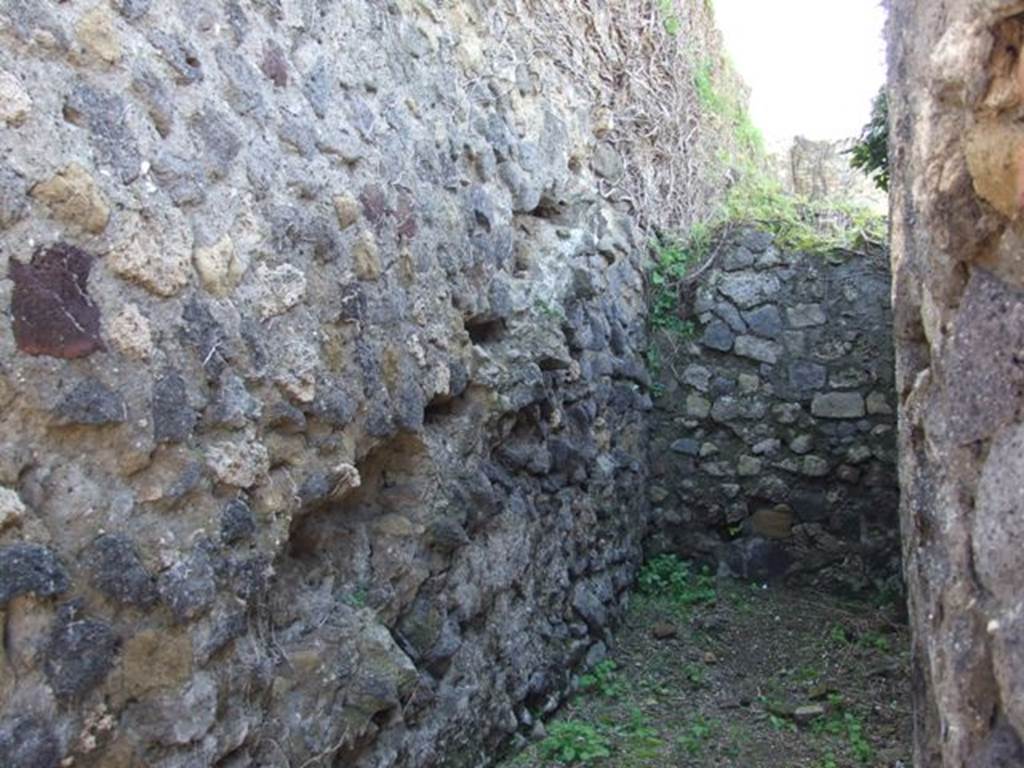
left=847, top=87, right=889, bottom=192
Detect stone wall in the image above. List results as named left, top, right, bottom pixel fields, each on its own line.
left=648, top=230, right=900, bottom=589
left=888, top=1, right=1024, bottom=764
left=0, top=2, right=730, bottom=766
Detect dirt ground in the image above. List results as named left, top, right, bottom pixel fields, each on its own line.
left=501, top=566, right=911, bottom=768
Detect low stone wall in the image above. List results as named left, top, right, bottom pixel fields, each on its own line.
left=648, top=230, right=900, bottom=588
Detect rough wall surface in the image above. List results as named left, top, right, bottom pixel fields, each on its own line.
left=0, top=1, right=731, bottom=766
left=648, top=231, right=900, bottom=588
left=889, top=1, right=1024, bottom=765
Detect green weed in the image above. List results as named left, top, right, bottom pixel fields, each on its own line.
left=539, top=721, right=611, bottom=765
left=579, top=660, right=624, bottom=699
left=676, top=715, right=716, bottom=756
left=637, top=555, right=716, bottom=608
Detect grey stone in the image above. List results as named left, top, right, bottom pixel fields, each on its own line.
left=752, top=438, right=781, bottom=456
left=830, top=367, right=869, bottom=388
left=701, top=320, right=734, bottom=352
left=190, top=108, right=242, bottom=178
left=0, top=715, right=61, bottom=768
left=147, top=30, right=204, bottom=84
left=974, top=423, right=1024, bottom=603
left=711, top=396, right=741, bottom=423
left=738, top=373, right=760, bottom=393
left=215, top=45, right=265, bottom=117
left=114, top=0, right=153, bottom=19
left=670, top=438, right=700, bottom=456
left=55, top=379, right=127, bottom=425
left=786, top=303, right=826, bottom=328
left=801, top=456, right=830, bottom=477
left=153, top=372, right=196, bottom=443
left=85, top=534, right=157, bottom=607
left=63, top=82, right=141, bottom=183
left=313, top=385, right=358, bottom=427
left=158, top=549, right=216, bottom=623
left=734, top=335, right=781, bottom=364
left=717, top=272, right=781, bottom=308
left=721, top=246, right=755, bottom=271
left=132, top=67, right=174, bottom=137
left=0, top=165, right=28, bottom=229
left=790, top=434, right=814, bottom=454
left=737, top=455, right=762, bottom=476
left=151, top=152, right=205, bottom=206
left=788, top=361, right=827, bottom=391
left=811, top=392, right=866, bottom=419
left=591, top=142, right=623, bottom=179
left=220, top=499, right=256, bottom=545
left=0, top=544, right=69, bottom=607
left=773, top=403, right=803, bottom=424
left=714, top=301, right=748, bottom=332
left=755, top=248, right=785, bottom=268
left=207, top=374, right=261, bottom=429
left=738, top=229, right=773, bottom=253
left=866, top=391, right=893, bottom=415
left=44, top=609, right=118, bottom=700
left=742, top=305, right=783, bottom=338
left=682, top=365, right=712, bottom=392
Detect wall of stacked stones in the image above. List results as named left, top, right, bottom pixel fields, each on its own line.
left=0, top=1, right=690, bottom=766
left=648, top=230, right=901, bottom=587
left=888, top=2, right=1024, bottom=764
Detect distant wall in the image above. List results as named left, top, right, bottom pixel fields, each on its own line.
left=648, top=230, right=900, bottom=588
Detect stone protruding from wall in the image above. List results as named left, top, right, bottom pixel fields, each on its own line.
left=888, top=2, right=1024, bottom=765
left=0, top=0, right=739, bottom=764
left=649, top=230, right=900, bottom=587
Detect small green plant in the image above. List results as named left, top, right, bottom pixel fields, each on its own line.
left=657, top=0, right=681, bottom=36
left=539, top=721, right=612, bottom=765
left=814, top=695, right=874, bottom=764
left=676, top=715, right=716, bottom=756
left=637, top=555, right=716, bottom=608
left=647, top=227, right=708, bottom=337
left=579, top=660, right=624, bottom=698
left=344, top=587, right=368, bottom=608
left=683, top=662, right=706, bottom=687
left=828, top=623, right=850, bottom=646
left=619, top=708, right=664, bottom=761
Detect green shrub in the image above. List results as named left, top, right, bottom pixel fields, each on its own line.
left=847, top=87, right=889, bottom=192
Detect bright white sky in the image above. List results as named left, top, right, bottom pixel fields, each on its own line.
left=713, top=0, right=887, bottom=144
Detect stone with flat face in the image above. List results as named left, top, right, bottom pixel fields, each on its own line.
left=717, top=272, right=781, bottom=308
left=811, top=392, right=865, bottom=419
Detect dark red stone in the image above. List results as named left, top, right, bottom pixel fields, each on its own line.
left=10, top=243, right=104, bottom=359
left=359, top=183, right=390, bottom=226
left=396, top=193, right=418, bottom=241
left=260, top=41, right=288, bottom=88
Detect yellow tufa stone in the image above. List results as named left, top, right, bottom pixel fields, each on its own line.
left=106, top=304, right=154, bottom=360
left=964, top=119, right=1024, bottom=219
left=108, top=228, right=192, bottom=297
left=352, top=230, right=382, bottom=280
left=115, top=629, right=192, bottom=700
left=31, top=164, right=111, bottom=234
left=333, top=193, right=361, bottom=230
left=0, top=70, right=31, bottom=126
left=75, top=6, right=122, bottom=66
left=194, top=235, right=248, bottom=297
